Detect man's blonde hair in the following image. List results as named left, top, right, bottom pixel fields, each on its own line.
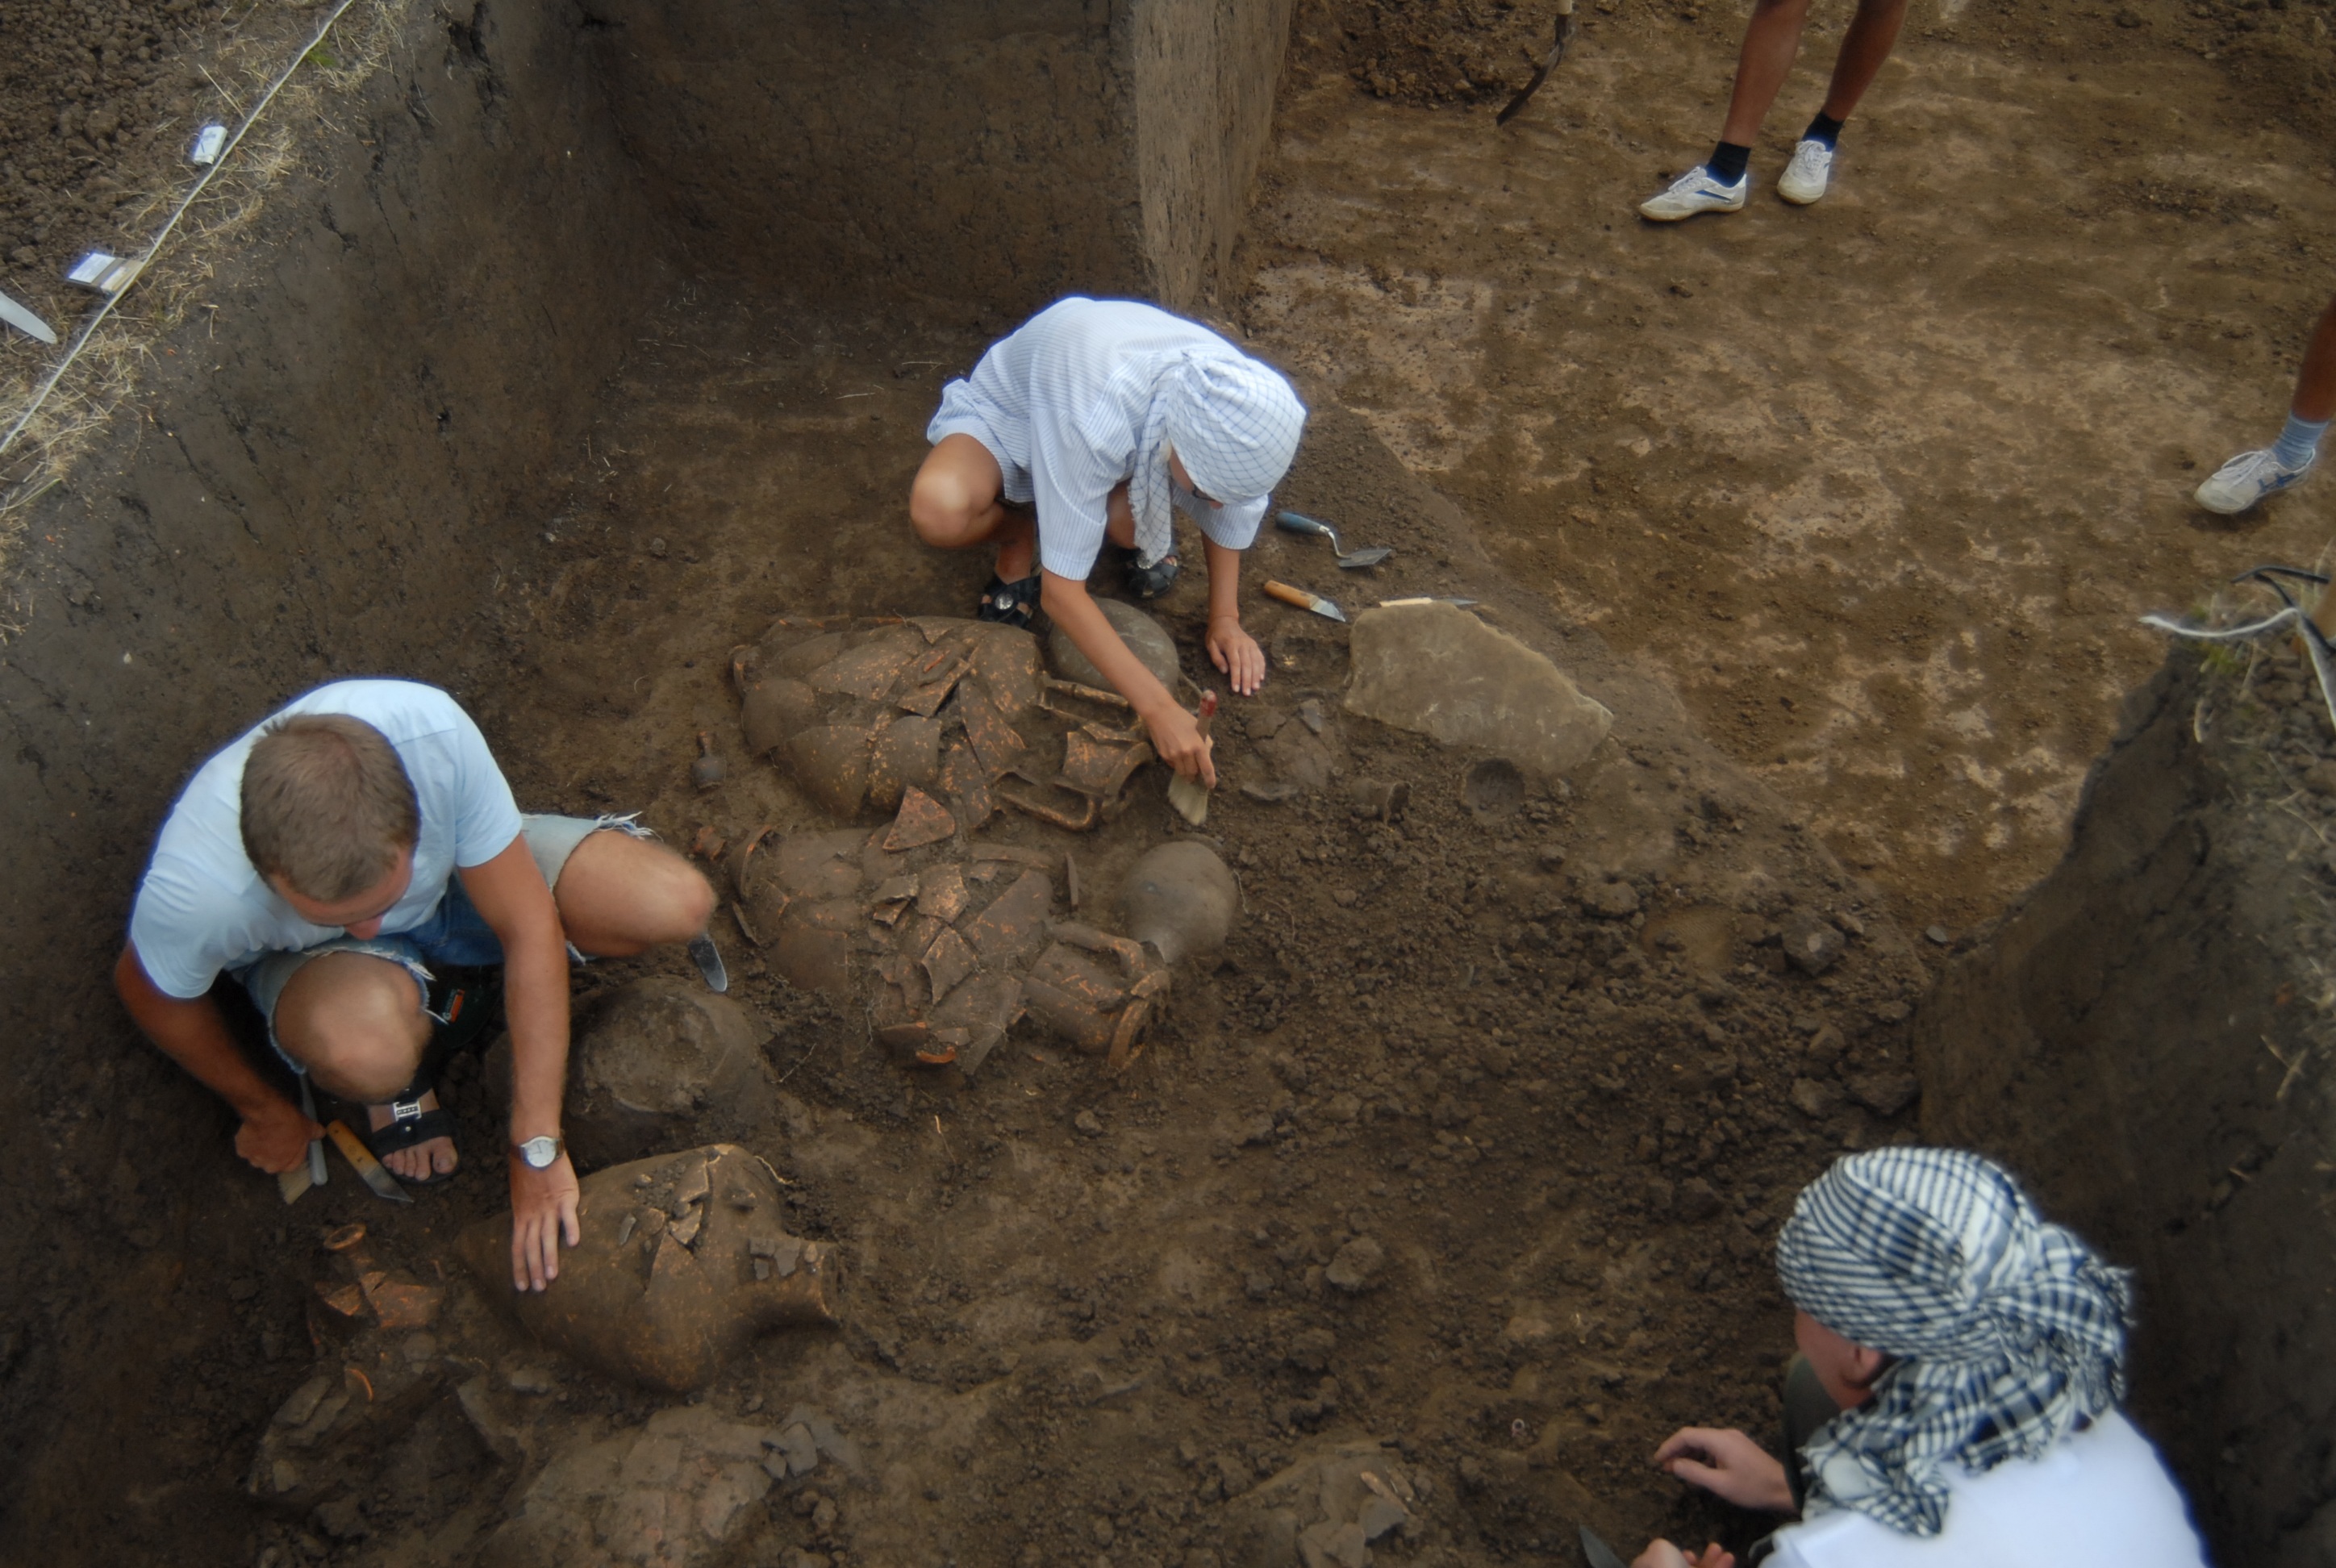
left=240, top=713, right=419, bottom=900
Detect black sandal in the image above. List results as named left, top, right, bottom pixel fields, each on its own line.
left=978, top=572, right=1043, bottom=628
left=1108, top=544, right=1179, bottom=599
left=363, top=1076, right=459, bottom=1184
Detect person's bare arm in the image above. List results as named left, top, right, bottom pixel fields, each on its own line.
left=458, top=837, right=578, bottom=1293
left=115, top=944, right=319, bottom=1174
left=1201, top=536, right=1265, bottom=697
left=1041, top=569, right=1215, bottom=786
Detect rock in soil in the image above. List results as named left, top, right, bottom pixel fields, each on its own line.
left=1343, top=601, right=1612, bottom=778
left=458, top=1145, right=840, bottom=1392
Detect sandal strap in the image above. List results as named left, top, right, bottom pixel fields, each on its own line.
left=365, top=1103, right=457, bottom=1159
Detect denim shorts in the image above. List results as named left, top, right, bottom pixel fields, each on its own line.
left=236, top=812, right=650, bottom=1055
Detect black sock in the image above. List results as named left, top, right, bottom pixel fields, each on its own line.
left=1804, top=111, right=1846, bottom=148
left=1705, top=141, right=1751, bottom=184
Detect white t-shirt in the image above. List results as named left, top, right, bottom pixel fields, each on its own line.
left=933, top=298, right=1271, bottom=580
left=1772, top=1412, right=2209, bottom=1568
left=128, top=680, right=524, bottom=999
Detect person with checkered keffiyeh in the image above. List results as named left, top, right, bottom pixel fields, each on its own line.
left=1630, top=1149, right=2210, bottom=1568
left=908, top=298, right=1308, bottom=790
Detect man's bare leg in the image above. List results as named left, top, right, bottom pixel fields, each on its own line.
left=273, top=951, right=448, bottom=1182
left=1816, top=0, right=1913, bottom=123
left=1718, top=0, right=1817, bottom=147
left=2292, top=294, right=2336, bottom=423
left=910, top=433, right=1036, bottom=582
left=553, top=831, right=716, bottom=957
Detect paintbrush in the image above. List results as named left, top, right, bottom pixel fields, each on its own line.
left=1167, top=690, right=1217, bottom=826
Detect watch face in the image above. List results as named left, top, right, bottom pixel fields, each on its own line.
left=519, top=1136, right=561, bottom=1169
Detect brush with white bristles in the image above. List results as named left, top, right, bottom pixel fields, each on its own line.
left=1167, top=690, right=1218, bottom=826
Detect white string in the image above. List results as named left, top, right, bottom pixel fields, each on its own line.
left=0, top=0, right=366, bottom=465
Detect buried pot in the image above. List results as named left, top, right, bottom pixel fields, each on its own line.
left=459, top=1145, right=839, bottom=1393
left=1119, top=840, right=1239, bottom=965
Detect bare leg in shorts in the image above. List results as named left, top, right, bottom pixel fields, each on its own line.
left=276, top=831, right=713, bottom=1181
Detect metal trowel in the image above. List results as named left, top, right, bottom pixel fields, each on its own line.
left=1498, top=0, right=1579, bottom=126
left=1275, top=510, right=1391, bottom=569
left=277, top=1075, right=329, bottom=1204
left=1579, top=1526, right=1629, bottom=1568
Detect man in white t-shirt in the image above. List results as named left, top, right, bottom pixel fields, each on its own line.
left=908, top=297, right=1308, bottom=788
left=1631, top=1148, right=2210, bottom=1568
left=115, top=679, right=716, bottom=1291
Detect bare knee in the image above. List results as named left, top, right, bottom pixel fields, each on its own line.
left=911, top=469, right=983, bottom=548
left=910, top=436, right=1005, bottom=548
left=276, top=954, right=428, bottom=1103
left=557, top=833, right=717, bottom=955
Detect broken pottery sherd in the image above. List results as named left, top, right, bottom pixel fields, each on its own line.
left=458, top=1145, right=840, bottom=1393
left=480, top=1404, right=794, bottom=1568
left=1120, top=840, right=1239, bottom=965
left=1222, top=1441, right=1420, bottom=1568
left=247, top=1341, right=450, bottom=1512
left=736, top=615, right=1158, bottom=832
left=1344, top=601, right=1612, bottom=778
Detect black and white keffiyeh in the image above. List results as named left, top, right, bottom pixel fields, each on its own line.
left=1774, top=1147, right=2135, bottom=1538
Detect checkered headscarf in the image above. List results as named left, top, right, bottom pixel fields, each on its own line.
left=1775, top=1148, right=2134, bottom=1537
left=1125, top=351, right=1305, bottom=568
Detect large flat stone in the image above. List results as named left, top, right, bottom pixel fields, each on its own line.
left=1342, top=603, right=1612, bottom=778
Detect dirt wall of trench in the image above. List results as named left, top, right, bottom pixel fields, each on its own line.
left=1916, top=648, right=2336, bottom=1567
left=577, top=0, right=1295, bottom=317
left=0, top=0, right=661, bottom=1551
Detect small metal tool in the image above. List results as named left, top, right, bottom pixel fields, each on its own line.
left=325, top=1120, right=415, bottom=1204
left=1275, top=510, right=1392, bottom=569
left=0, top=287, right=57, bottom=346
left=1579, top=1526, right=1629, bottom=1568
left=1262, top=580, right=1349, bottom=623
left=1498, top=0, right=1579, bottom=127
left=690, top=932, right=730, bottom=993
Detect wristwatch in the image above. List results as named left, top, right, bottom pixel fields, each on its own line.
left=515, top=1134, right=564, bottom=1170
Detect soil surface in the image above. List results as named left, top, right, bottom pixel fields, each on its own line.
left=0, top=0, right=322, bottom=375
left=1243, top=0, right=2336, bottom=936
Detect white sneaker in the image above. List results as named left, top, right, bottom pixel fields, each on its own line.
left=1638, top=166, right=1748, bottom=222
left=2194, top=448, right=2314, bottom=515
left=1779, top=138, right=1833, bottom=205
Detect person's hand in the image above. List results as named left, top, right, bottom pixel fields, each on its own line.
left=1145, top=701, right=1217, bottom=787
left=1206, top=615, right=1266, bottom=697
left=509, top=1149, right=582, bottom=1292
left=1654, top=1428, right=1796, bottom=1513
left=236, top=1095, right=322, bottom=1174
left=1631, top=1541, right=1735, bottom=1568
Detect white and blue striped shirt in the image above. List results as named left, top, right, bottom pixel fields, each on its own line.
left=928, top=298, right=1302, bottom=578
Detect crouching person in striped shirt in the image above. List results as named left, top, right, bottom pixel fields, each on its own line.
left=908, top=296, right=1307, bottom=787
left=1635, top=1148, right=2209, bottom=1568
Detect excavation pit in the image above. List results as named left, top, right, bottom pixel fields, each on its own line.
left=0, top=2, right=2319, bottom=1564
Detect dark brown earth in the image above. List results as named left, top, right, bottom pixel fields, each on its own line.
left=0, top=0, right=2328, bottom=1562
left=0, top=0, right=320, bottom=357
